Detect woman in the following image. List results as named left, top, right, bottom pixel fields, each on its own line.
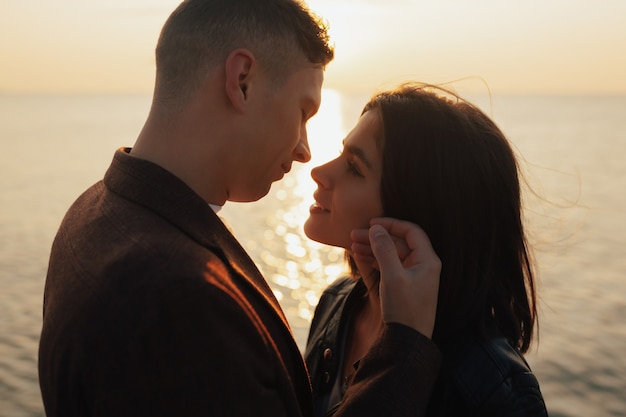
left=304, top=83, right=548, bottom=416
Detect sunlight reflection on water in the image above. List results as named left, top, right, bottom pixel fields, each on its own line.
left=220, top=89, right=353, bottom=346
left=221, top=176, right=347, bottom=345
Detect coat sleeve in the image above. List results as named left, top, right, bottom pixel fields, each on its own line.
left=334, top=323, right=442, bottom=417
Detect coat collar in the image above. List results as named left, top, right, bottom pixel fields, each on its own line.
left=103, top=148, right=291, bottom=329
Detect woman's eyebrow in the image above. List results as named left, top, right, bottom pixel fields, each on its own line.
left=342, top=141, right=373, bottom=169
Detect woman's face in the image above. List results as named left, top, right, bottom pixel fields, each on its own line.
left=304, top=109, right=384, bottom=250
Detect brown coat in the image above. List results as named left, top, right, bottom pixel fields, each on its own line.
left=40, top=148, right=311, bottom=416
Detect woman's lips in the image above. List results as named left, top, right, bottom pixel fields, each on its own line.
left=309, top=201, right=330, bottom=214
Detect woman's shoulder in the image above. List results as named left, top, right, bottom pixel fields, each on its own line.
left=451, top=337, right=534, bottom=387
left=445, top=337, right=547, bottom=415
left=321, top=276, right=357, bottom=296
left=309, top=276, right=358, bottom=324
left=307, top=277, right=361, bottom=353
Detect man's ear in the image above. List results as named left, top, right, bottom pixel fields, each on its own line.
left=225, top=49, right=255, bottom=113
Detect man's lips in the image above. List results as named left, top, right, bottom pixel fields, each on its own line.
left=274, top=164, right=291, bottom=181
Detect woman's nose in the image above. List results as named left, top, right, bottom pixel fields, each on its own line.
left=310, top=161, right=332, bottom=189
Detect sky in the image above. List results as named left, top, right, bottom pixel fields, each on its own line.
left=1, top=0, right=625, bottom=95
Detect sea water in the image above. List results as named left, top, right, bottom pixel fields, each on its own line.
left=1, top=91, right=625, bottom=416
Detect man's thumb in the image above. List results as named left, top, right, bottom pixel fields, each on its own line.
left=369, top=224, right=402, bottom=275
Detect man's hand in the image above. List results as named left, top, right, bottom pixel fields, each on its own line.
left=351, top=218, right=441, bottom=338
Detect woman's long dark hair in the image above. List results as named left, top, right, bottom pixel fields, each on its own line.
left=352, top=83, right=538, bottom=352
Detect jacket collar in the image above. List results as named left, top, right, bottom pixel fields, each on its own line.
left=103, top=148, right=290, bottom=328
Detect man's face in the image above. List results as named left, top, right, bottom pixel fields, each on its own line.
left=229, top=65, right=324, bottom=202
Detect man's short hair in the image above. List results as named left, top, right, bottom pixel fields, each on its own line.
left=154, top=0, right=334, bottom=103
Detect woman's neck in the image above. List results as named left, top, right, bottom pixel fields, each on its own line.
left=341, top=261, right=384, bottom=384
left=354, top=261, right=383, bottom=325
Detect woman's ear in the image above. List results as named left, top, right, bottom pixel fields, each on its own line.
left=225, top=49, right=255, bottom=113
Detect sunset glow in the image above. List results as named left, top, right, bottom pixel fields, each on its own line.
left=2, top=0, right=625, bottom=94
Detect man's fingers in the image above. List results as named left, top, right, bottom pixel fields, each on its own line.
left=370, top=217, right=437, bottom=264
left=368, top=219, right=441, bottom=337
left=352, top=226, right=410, bottom=264
left=350, top=229, right=370, bottom=245
left=368, top=224, right=403, bottom=277
left=351, top=241, right=373, bottom=257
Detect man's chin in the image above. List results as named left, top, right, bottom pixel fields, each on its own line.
left=228, top=185, right=272, bottom=203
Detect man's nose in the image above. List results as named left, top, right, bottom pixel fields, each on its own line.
left=294, top=130, right=311, bottom=163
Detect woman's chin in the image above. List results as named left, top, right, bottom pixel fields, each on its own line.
left=302, top=228, right=349, bottom=250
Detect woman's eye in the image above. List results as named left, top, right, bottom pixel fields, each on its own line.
left=347, top=159, right=363, bottom=177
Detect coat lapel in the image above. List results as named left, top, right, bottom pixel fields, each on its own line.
left=105, top=148, right=293, bottom=333
left=203, top=212, right=292, bottom=329
left=105, top=148, right=314, bottom=415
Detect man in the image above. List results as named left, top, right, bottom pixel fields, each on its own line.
left=39, top=0, right=442, bottom=416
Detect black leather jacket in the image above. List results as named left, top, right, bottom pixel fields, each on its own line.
left=305, top=277, right=548, bottom=417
